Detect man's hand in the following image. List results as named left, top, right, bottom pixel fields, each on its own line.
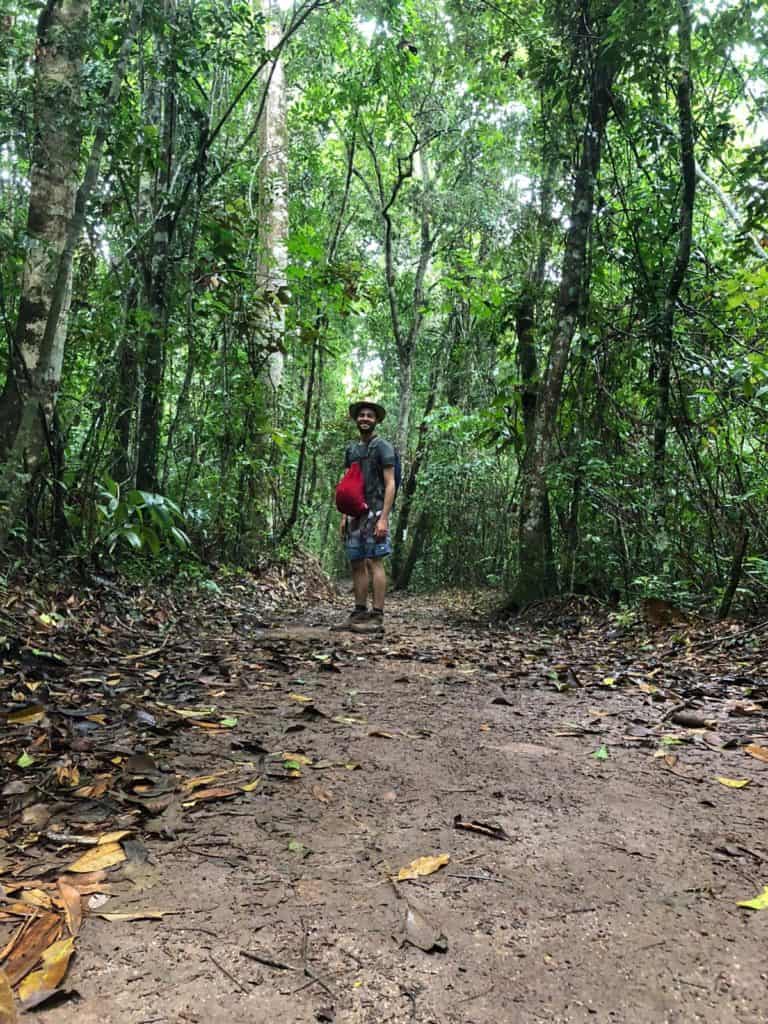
left=374, top=516, right=388, bottom=541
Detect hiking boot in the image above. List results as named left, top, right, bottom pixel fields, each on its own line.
left=331, top=608, right=370, bottom=632
left=349, top=610, right=384, bottom=634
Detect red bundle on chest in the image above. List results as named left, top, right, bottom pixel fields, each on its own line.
left=335, top=461, right=368, bottom=517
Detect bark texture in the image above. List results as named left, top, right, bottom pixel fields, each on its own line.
left=0, top=0, right=91, bottom=503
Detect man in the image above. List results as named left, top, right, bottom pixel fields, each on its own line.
left=339, top=400, right=396, bottom=634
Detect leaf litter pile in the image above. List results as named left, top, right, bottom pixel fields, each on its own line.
left=1, top=573, right=767, bottom=1023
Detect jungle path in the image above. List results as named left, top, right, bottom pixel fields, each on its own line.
left=3, top=582, right=767, bottom=1024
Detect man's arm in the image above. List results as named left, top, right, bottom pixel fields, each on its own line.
left=374, top=466, right=395, bottom=540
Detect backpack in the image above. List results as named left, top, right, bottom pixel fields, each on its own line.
left=337, top=438, right=401, bottom=515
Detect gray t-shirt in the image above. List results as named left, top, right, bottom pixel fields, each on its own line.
left=345, top=436, right=396, bottom=511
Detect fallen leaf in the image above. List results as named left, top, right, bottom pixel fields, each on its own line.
left=6, top=705, right=45, bottom=726
left=737, top=885, right=768, bottom=911
left=744, top=743, right=768, bottom=764
left=716, top=777, right=750, bottom=789
left=403, top=904, right=448, bottom=953
left=240, top=778, right=261, bottom=793
left=2, top=913, right=61, bottom=985
left=17, top=938, right=75, bottom=1010
left=369, top=729, right=398, bottom=739
left=0, top=967, right=17, bottom=1024
left=74, top=775, right=111, bottom=799
left=288, top=693, right=313, bottom=703
left=287, top=839, right=310, bottom=858
left=397, top=854, right=450, bottom=881
left=592, top=745, right=609, bottom=761
left=282, top=752, right=312, bottom=765
left=182, top=786, right=239, bottom=804
left=311, top=784, right=332, bottom=803
left=16, top=753, right=34, bottom=769
left=19, top=889, right=52, bottom=910
left=95, top=910, right=174, bottom=922
left=181, top=773, right=230, bottom=792
left=67, top=842, right=126, bottom=874
left=97, top=830, right=133, bottom=845
left=57, top=880, right=82, bottom=937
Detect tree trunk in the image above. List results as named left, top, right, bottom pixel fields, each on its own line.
left=136, top=0, right=176, bottom=491
left=392, top=364, right=439, bottom=587
left=0, top=0, right=91, bottom=526
left=514, top=39, right=618, bottom=605
left=652, top=0, right=695, bottom=501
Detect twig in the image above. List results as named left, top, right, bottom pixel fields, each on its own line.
left=447, top=872, right=509, bottom=884
left=240, top=949, right=297, bottom=972
left=208, top=952, right=250, bottom=994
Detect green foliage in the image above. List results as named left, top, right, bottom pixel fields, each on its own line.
left=69, top=480, right=191, bottom=561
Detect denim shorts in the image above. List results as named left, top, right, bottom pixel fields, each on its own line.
left=344, top=510, right=392, bottom=562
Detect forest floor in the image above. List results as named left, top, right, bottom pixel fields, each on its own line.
left=1, top=565, right=768, bottom=1024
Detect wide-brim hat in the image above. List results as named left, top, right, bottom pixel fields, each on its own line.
left=349, top=400, right=386, bottom=422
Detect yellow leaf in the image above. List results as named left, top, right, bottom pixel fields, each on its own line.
left=0, top=966, right=17, bottom=1024
left=601, top=677, right=616, bottom=687
left=19, top=889, right=52, bottom=910
left=397, top=853, right=451, bottom=882
left=67, top=842, right=125, bottom=873
left=637, top=683, right=657, bottom=694
left=181, top=773, right=227, bottom=792
left=737, top=885, right=768, bottom=911
left=288, top=693, right=313, bottom=703
left=97, top=830, right=132, bottom=845
left=240, top=778, right=261, bottom=792
left=716, top=777, right=750, bottom=789
left=17, top=938, right=74, bottom=1010
left=6, top=706, right=45, bottom=726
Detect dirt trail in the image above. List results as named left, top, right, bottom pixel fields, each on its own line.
left=5, top=591, right=768, bottom=1024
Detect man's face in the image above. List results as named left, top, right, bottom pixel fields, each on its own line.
left=356, top=407, right=378, bottom=434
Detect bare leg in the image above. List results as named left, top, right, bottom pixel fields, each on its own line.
left=370, top=558, right=387, bottom=611
left=351, top=560, right=369, bottom=607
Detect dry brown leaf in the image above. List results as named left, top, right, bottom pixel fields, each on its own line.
left=57, top=880, right=82, bottom=937
left=17, top=937, right=74, bottom=1011
left=57, top=870, right=108, bottom=891
left=744, top=743, right=768, bottom=764
left=397, top=854, right=450, bottom=882
left=74, top=775, right=111, bottom=799
left=0, top=967, right=18, bottom=1024
left=182, top=786, right=239, bottom=804
left=311, top=784, right=332, bottom=804
left=95, top=909, right=174, bottom=922
left=2, top=912, right=61, bottom=986
left=67, top=842, right=125, bottom=874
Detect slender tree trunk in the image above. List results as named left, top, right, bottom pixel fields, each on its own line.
left=392, top=364, right=439, bottom=587
left=0, top=0, right=91, bottom=525
left=514, top=39, right=618, bottom=604
left=717, top=521, right=748, bottom=620
left=136, top=0, right=176, bottom=491
left=111, top=280, right=139, bottom=484
left=653, top=0, right=695, bottom=501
